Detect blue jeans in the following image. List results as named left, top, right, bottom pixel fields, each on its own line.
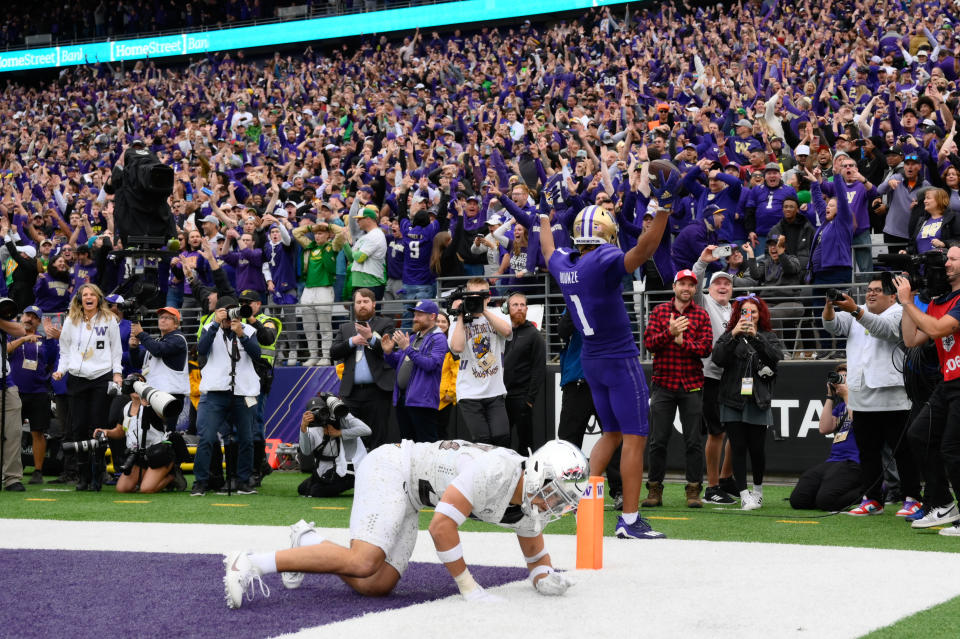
left=254, top=394, right=266, bottom=441
left=852, top=230, right=873, bottom=278
left=401, top=283, right=437, bottom=330
left=166, top=285, right=184, bottom=309
left=195, top=392, right=254, bottom=484
left=462, top=263, right=484, bottom=277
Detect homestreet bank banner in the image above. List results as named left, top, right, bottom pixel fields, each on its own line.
left=0, top=0, right=630, bottom=73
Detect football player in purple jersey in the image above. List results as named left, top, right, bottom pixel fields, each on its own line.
left=540, top=174, right=677, bottom=539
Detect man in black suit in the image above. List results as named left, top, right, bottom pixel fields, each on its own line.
left=329, top=288, right=396, bottom=449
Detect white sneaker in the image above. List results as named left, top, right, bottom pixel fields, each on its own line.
left=318, top=359, right=331, bottom=367
left=224, top=551, right=270, bottom=609
left=282, top=519, right=323, bottom=590
left=911, top=502, right=960, bottom=529
left=939, top=522, right=960, bottom=537
left=740, top=490, right=760, bottom=511
left=285, top=358, right=299, bottom=367
left=751, top=490, right=763, bottom=508
left=302, top=358, right=319, bottom=367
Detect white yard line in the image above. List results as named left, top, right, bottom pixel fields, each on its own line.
left=3, top=518, right=958, bottom=638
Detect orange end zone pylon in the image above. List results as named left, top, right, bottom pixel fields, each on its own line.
left=576, top=475, right=604, bottom=569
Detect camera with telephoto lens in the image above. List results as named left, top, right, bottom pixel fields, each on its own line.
left=442, top=286, right=490, bottom=321
left=120, top=374, right=180, bottom=421
left=825, top=288, right=849, bottom=302
left=119, top=449, right=143, bottom=476
left=63, top=431, right=108, bottom=454
left=0, top=297, right=18, bottom=321
left=118, top=298, right=146, bottom=324
left=875, top=250, right=950, bottom=303
left=827, top=371, right=844, bottom=385
left=307, top=392, right=349, bottom=427
left=227, top=304, right=253, bottom=321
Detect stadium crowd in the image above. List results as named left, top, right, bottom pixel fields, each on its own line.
left=1, top=0, right=960, bottom=537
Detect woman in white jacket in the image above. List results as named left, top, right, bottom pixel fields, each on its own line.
left=52, top=283, right=123, bottom=490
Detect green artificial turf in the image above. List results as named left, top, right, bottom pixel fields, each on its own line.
left=860, top=596, right=960, bottom=638
left=3, top=475, right=960, bottom=555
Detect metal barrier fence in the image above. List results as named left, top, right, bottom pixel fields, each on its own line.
left=166, top=237, right=917, bottom=365
left=162, top=275, right=877, bottom=366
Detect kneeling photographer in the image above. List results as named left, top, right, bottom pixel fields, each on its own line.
left=93, top=375, right=188, bottom=493
left=297, top=392, right=371, bottom=497
left=897, top=244, right=960, bottom=534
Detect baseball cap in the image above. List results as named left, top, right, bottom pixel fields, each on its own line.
left=485, top=214, right=504, bottom=226
left=674, top=269, right=697, bottom=283
left=795, top=144, right=811, bottom=156
left=709, top=271, right=733, bottom=286
left=353, top=205, right=379, bottom=221
left=763, top=162, right=781, bottom=172
left=105, top=294, right=125, bottom=304
left=735, top=118, right=752, bottom=128
left=200, top=214, right=219, bottom=225
left=904, top=153, right=921, bottom=163
left=766, top=233, right=781, bottom=244
left=413, top=300, right=439, bottom=315
left=885, top=145, right=904, bottom=156
left=157, top=307, right=181, bottom=321
left=23, top=305, right=42, bottom=319
left=17, top=245, right=36, bottom=258
left=216, top=295, right=239, bottom=310
left=238, top=290, right=260, bottom=302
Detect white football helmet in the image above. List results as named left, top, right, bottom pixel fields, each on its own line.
left=572, top=205, right=618, bottom=246
left=522, top=440, right=590, bottom=526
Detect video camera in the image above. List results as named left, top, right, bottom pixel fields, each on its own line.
left=63, top=431, right=108, bottom=454
left=442, top=286, right=490, bottom=321
left=875, top=250, right=950, bottom=303
left=307, top=393, right=349, bottom=427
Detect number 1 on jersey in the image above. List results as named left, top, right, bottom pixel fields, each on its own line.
left=570, top=294, right=595, bottom=336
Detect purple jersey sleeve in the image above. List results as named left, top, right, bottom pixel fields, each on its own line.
left=548, top=244, right=637, bottom=359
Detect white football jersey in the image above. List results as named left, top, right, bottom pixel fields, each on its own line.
left=405, top=440, right=541, bottom=536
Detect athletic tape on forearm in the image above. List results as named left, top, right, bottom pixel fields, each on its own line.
left=529, top=565, right=554, bottom=584
left=435, top=501, right=467, bottom=526
left=436, top=543, right=463, bottom=564
left=453, top=567, right=480, bottom=595
left=523, top=547, right=549, bottom=564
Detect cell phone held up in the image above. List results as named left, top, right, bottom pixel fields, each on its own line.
left=712, top=245, right=733, bottom=259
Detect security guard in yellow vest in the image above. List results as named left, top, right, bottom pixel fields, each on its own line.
left=237, top=290, right=281, bottom=485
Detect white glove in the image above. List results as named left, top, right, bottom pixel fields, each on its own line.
left=534, top=570, right=576, bottom=596
left=463, top=586, right=504, bottom=603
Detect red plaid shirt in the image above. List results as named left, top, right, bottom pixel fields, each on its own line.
left=643, top=299, right=713, bottom=392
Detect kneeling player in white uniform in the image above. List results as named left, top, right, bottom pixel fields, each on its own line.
left=224, top=439, right=588, bottom=608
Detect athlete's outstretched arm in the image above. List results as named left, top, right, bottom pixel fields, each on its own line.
left=624, top=206, right=670, bottom=273
left=428, top=485, right=502, bottom=602
left=538, top=214, right=555, bottom=265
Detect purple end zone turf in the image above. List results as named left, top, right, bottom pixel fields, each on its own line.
left=1, top=549, right=526, bottom=639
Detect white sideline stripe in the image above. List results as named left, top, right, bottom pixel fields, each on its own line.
left=3, top=519, right=960, bottom=638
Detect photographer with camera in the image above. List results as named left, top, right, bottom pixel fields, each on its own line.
left=789, top=363, right=862, bottom=511
left=92, top=375, right=186, bottom=493
left=52, top=283, right=124, bottom=491
left=897, top=245, right=960, bottom=534
left=296, top=393, right=371, bottom=497
left=192, top=296, right=261, bottom=496
left=237, top=290, right=281, bottom=485
left=448, top=278, right=513, bottom=447
left=128, top=307, right=188, bottom=432
left=822, top=278, right=921, bottom=517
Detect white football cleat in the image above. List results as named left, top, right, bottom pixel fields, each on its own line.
left=224, top=551, right=270, bottom=609
left=282, top=520, right=323, bottom=590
